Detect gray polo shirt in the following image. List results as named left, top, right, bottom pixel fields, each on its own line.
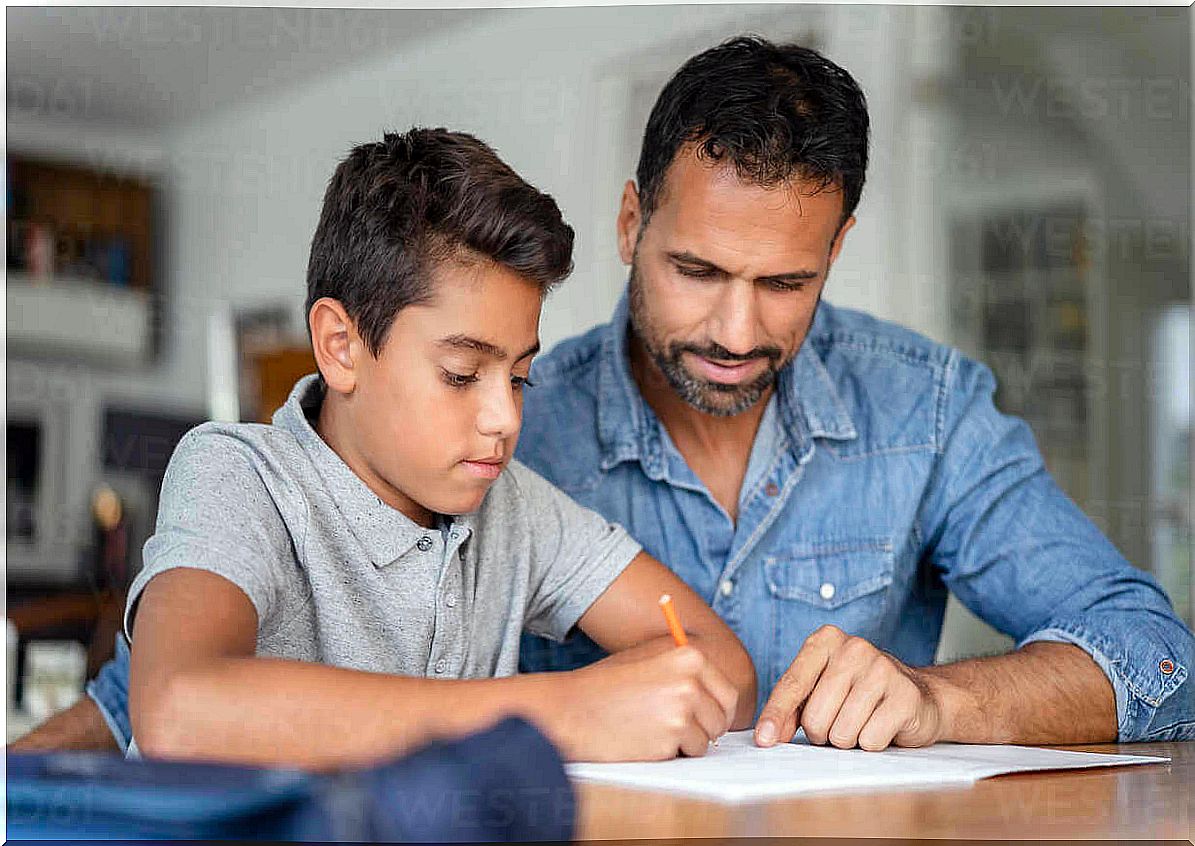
left=125, top=373, right=642, bottom=680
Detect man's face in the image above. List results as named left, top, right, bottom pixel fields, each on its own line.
left=619, top=149, right=854, bottom=417
left=344, top=259, right=541, bottom=516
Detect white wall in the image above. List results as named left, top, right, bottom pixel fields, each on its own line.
left=151, top=4, right=937, bottom=412
left=6, top=3, right=948, bottom=581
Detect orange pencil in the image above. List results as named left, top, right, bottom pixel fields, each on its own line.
left=658, top=593, right=688, bottom=647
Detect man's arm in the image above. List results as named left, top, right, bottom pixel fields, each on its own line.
left=130, top=564, right=749, bottom=770
left=758, top=354, right=1192, bottom=749
left=755, top=625, right=1114, bottom=750
left=8, top=697, right=120, bottom=753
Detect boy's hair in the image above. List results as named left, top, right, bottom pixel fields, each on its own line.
left=635, top=35, right=869, bottom=229
left=306, top=128, right=575, bottom=356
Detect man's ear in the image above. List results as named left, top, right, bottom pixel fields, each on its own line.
left=828, top=215, right=856, bottom=267
left=308, top=297, right=361, bottom=395
left=616, top=180, right=642, bottom=266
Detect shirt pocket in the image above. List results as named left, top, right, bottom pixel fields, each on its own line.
left=764, top=537, right=896, bottom=610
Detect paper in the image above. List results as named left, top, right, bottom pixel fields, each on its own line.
left=566, top=730, right=1169, bottom=802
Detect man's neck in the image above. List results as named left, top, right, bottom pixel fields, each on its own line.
left=628, top=332, right=769, bottom=522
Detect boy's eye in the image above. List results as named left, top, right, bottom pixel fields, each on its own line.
left=442, top=369, right=479, bottom=388
left=511, top=375, right=535, bottom=390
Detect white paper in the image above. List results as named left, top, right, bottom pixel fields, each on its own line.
left=566, top=730, right=1169, bottom=802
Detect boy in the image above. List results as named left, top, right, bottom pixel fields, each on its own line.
left=126, top=128, right=756, bottom=770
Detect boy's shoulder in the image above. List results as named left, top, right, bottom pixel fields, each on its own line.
left=162, top=420, right=311, bottom=518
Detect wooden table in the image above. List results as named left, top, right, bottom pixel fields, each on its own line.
left=576, top=740, right=1192, bottom=841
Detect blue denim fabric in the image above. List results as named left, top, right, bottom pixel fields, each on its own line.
left=516, top=291, right=1193, bottom=741
left=86, top=631, right=132, bottom=753
left=88, top=291, right=1193, bottom=746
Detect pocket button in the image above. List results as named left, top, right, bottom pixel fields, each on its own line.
left=819, top=582, right=836, bottom=601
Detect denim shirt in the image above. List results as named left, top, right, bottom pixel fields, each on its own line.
left=515, top=291, right=1193, bottom=741
left=88, top=291, right=1192, bottom=746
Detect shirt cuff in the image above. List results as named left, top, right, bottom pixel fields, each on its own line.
left=1018, top=626, right=1129, bottom=738
left=1017, top=619, right=1189, bottom=742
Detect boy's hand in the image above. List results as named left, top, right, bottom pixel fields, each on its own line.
left=549, top=645, right=738, bottom=761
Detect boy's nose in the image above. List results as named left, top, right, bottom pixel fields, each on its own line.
left=477, top=382, right=520, bottom=438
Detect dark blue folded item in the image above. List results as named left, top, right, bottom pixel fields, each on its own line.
left=7, top=715, right=574, bottom=842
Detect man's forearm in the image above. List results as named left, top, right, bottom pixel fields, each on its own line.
left=8, top=696, right=121, bottom=753
left=135, top=657, right=565, bottom=770
left=916, top=641, right=1117, bottom=744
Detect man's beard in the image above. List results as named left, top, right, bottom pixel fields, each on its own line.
left=627, top=260, right=790, bottom=418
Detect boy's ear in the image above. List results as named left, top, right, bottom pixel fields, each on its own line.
left=309, top=297, right=360, bottom=394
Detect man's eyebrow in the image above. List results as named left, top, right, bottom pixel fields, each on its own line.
left=667, top=251, right=819, bottom=284
left=437, top=335, right=540, bottom=361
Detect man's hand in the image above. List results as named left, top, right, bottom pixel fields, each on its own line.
left=549, top=645, right=739, bottom=761
left=755, top=625, right=944, bottom=751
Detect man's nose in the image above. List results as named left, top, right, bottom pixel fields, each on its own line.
left=708, top=280, right=760, bottom=357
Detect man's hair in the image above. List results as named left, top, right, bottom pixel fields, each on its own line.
left=635, top=35, right=869, bottom=228
left=306, top=128, right=575, bottom=356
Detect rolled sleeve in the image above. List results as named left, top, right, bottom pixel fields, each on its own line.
left=923, top=355, right=1195, bottom=742
left=84, top=633, right=133, bottom=753
left=1018, top=616, right=1193, bottom=741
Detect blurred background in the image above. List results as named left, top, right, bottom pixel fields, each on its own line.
left=6, top=4, right=1191, bottom=734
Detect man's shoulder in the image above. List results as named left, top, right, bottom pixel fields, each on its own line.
left=810, top=300, right=957, bottom=371
left=528, top=321, right=608, bottom=388
left=517, top=323, right=609, bottom=491
left=808, top=301, right=975, bottom=455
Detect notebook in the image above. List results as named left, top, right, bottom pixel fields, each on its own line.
left=566, top=730, right=1168, bottom=802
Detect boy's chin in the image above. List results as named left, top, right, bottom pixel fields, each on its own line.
left=424, top=481, right=493, bottom=516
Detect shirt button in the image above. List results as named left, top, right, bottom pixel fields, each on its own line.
left=819, top=582, right=836, bottom=601
left=445, top=593, right=457, bottom=608
left=434, top=659, right=447, bottom=674
left=1160, top=659, right=1175, bottom=675
left=416, top=536, right=433, bottom=552
left=719, top=580, right=734, bottom=597
left=764, top=482, right=780, bottom=497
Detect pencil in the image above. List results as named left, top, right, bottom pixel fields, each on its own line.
left=658, top=593, right=688, bottom=647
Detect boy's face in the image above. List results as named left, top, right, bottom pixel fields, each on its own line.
left=326, top=258, right=542, bottom=520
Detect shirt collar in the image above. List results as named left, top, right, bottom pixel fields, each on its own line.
left=596, top=287, right=857, bottom=471
left=272, top=374, right=475, bottom=568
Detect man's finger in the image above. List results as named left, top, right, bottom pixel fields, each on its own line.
left=857, top=695, right=911, bottom=751
left=826, top=678, right=885, bottom=749
left=755, top=637, right=835, bottom=746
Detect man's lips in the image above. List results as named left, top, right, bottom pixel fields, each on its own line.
left=686, top=353, right=768, bottom=385
left=462, top=457, right=504, bottom=479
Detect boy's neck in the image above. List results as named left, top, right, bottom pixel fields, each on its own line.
left=314, top=389, right=438, bottom=528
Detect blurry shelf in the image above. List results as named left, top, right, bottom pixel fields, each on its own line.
left=7, top=274, right=152, bottom=364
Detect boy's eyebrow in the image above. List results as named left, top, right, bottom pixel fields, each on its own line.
left=438, top=335, right=540, bottom=361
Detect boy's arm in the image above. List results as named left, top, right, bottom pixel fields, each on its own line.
left=131, top=567, right=744, bottom=769
left=574, top=551, right=757, bottom=729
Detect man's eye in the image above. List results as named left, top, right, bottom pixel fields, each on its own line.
left=442, top=369, right=479, bottom=388
left=767, top=279, right=810, bottom=292
left=676, top=265, right=715, bottom=279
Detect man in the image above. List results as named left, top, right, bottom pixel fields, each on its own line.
left=13, top=36, right=1192, bottom=755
